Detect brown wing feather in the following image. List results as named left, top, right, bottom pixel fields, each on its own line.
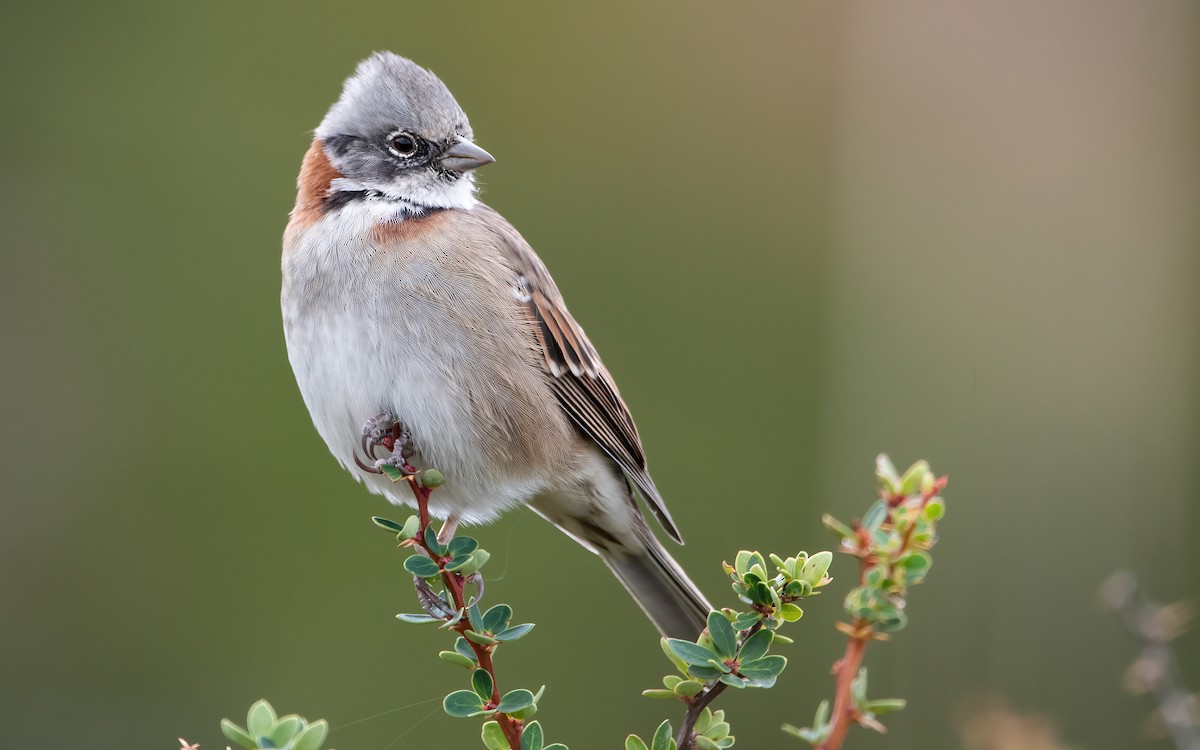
left=475, top=204, right=683, bottom=543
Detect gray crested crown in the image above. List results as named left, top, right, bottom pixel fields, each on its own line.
left=316, top=52, right=472, bottom=142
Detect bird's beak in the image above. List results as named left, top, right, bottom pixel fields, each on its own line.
left=439, top=137, right=495, bottom=172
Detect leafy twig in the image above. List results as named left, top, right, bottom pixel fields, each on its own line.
left=788, top=456, right=948, bottom=749
left=372, top=464, right=562, bottom=750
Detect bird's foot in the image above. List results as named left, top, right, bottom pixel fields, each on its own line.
left=354, top=412, right=416, bottom=475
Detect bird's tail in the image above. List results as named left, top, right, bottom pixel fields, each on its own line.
left=601, top=529, right=712, bottom=640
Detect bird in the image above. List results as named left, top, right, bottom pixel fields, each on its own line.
left=281, top=52, right=711, bottom=639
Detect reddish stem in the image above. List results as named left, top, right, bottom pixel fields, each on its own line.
left=819, top=478, right=946, bottom=750
left=816, top=624, right=870, bottom=750
left=405, top=478, right=522, bottom=750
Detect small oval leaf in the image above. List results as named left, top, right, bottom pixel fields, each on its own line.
left=443, top=690, right=485, bottom=718
left=496, top=688, right=535, bottom=713
left=472, top=668, right=495, bottom=702
left=292, top=720, right=328, bottom=750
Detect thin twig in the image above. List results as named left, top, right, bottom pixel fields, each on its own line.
left=675, top=683, right=728, bottom=749
left=816, top=625, right=870, bottom=750
left=405, top=478, right=523, bottom=750
left=675, top=621, right=766, bottom=748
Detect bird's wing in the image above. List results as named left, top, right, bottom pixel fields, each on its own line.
left=474, top=204, right=683, bottom=543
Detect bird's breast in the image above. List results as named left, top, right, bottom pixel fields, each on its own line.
left=281, top=204, right=578, bottom=521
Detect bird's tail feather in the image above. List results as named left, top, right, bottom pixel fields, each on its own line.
left=601, top=531, right=712, bottom=640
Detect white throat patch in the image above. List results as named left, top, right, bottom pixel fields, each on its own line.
left=329, top=173, right=478, bottom=212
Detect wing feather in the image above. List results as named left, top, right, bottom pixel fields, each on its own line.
left=475, top=204, right=683, bottom=543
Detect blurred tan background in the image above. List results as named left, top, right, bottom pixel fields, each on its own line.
left=1, top=2, right=1197, bottom=748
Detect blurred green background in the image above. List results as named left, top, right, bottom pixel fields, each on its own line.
left=2, top=1, right=1197, bottom=748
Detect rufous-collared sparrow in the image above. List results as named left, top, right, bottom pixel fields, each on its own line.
left=282, top=52, right=710, bottom=638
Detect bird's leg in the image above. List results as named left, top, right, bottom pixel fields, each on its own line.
left=354, top=412, right=417, bottom=475
left=438, top=516, right=460, bottom=544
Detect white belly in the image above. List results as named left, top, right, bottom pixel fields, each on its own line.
left=281, top=208, right=549, bottom=523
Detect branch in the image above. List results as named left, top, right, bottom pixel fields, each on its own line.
left=400, top=476, right=523, bottom=749
left=789, top=456, right=948, bottom=749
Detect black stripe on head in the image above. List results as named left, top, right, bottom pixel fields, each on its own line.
left=323, top=190, right=369, bottom=211
left=323, top=134, right=358, bottom=158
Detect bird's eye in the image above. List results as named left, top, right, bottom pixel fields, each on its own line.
left=389, top=133, right=418, bottom=156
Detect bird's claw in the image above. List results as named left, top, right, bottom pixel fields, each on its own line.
left=355, top=412, right=416, bottom=475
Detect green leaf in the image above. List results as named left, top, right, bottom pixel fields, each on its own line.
left=694, top=737, right=719, bottom=750
left=734, top=550, right=754, bottom=577
left=247, top=700, right=276, bottom=738
left=292, top=720, right=328, bottom=750
left=420, top=467, right=446, bottom=487
left=899, top=460, right=930, bottom=496
left=924, top=497, right=945, bottom=521
left=457, top=548, right=492, bottom=576
left=688, top=665, right=724, bottom=680
left=544, top=746, right=568, bottom=750
left=651, top=720, right=673, bottom=750
left=444, top=554, right=475, bottom=571
left=400, top=515, right=421, bottom=538
left=872, top=606, right=908, bottom=633
left=779, top=603, right=804, bottom=622
left=751, top=580, right=778, bottom=607
left=730, top=611, right=762, bottom=630
left=481, top=604, right=513, bottom=633
left=438, top=650, right=475, bottom=669
left=740, top=655, right=787, bottom=680
left=784, top=579, right=812, bottom=598
left=268, top=715, right=302, bottom=746
left=662, top=675, right=683, bottom=690
left=424, top=525, right=447, bottom=556
left=822, top=513, right=856, bottom=540
left=875, top=453, right=900, bottom=488
left=521, top=720, right=545, bottom=750
left=510, top=704, right=539, bottom=721
left=472, top=668, right=495, bottom=701
left=781, top=723, right=826, bottom=743
left=379, top=463, right=404, bottom=480
left=220, top=719, right=256, bottom=750
left=625, top=737, right=649, bottom=750
left=799, top=551, right=833, bottom=585
left=496, top=688, right=535, bottom=713
left=454, top=637, right=478, bottom=662
left=396, top=612, right=442, bottom=624
left=482, top=721, right=509, bottom=750
left=666, top=639, right=721, bottom=667
left=719, top=673, right=747, bottom=688
left=850, top=667, right=868, bottom=706
left=403, top=555, right=440, bottom=578
left=448, top=535, right=479, bottom=557
left=739, top=628, right=773, bottom=663
left=371, top=516, right=405, bottom=533
left=814, top=698, right=831, bottom=728
left=866, top=698, right=907, bottom=715
left=706, top=612, right=736, bottom=659
left=673, top=680, right=704, bottom=697
left=641, top=689, right=676, bottom=699
left=467, top=603, right=485, bottom=632
left=901, top=551, right=931, bottom=583
left=465, top=629, right=499, bottom=646
left=862, top=500, right=887, bottom=532
left=705, top=722, right=730, bottom=741
left=443, top=690, right=485, bottom=718
left=494, top=623, right=535, bottom=642
left=661, top=637, right=691, bottom=674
